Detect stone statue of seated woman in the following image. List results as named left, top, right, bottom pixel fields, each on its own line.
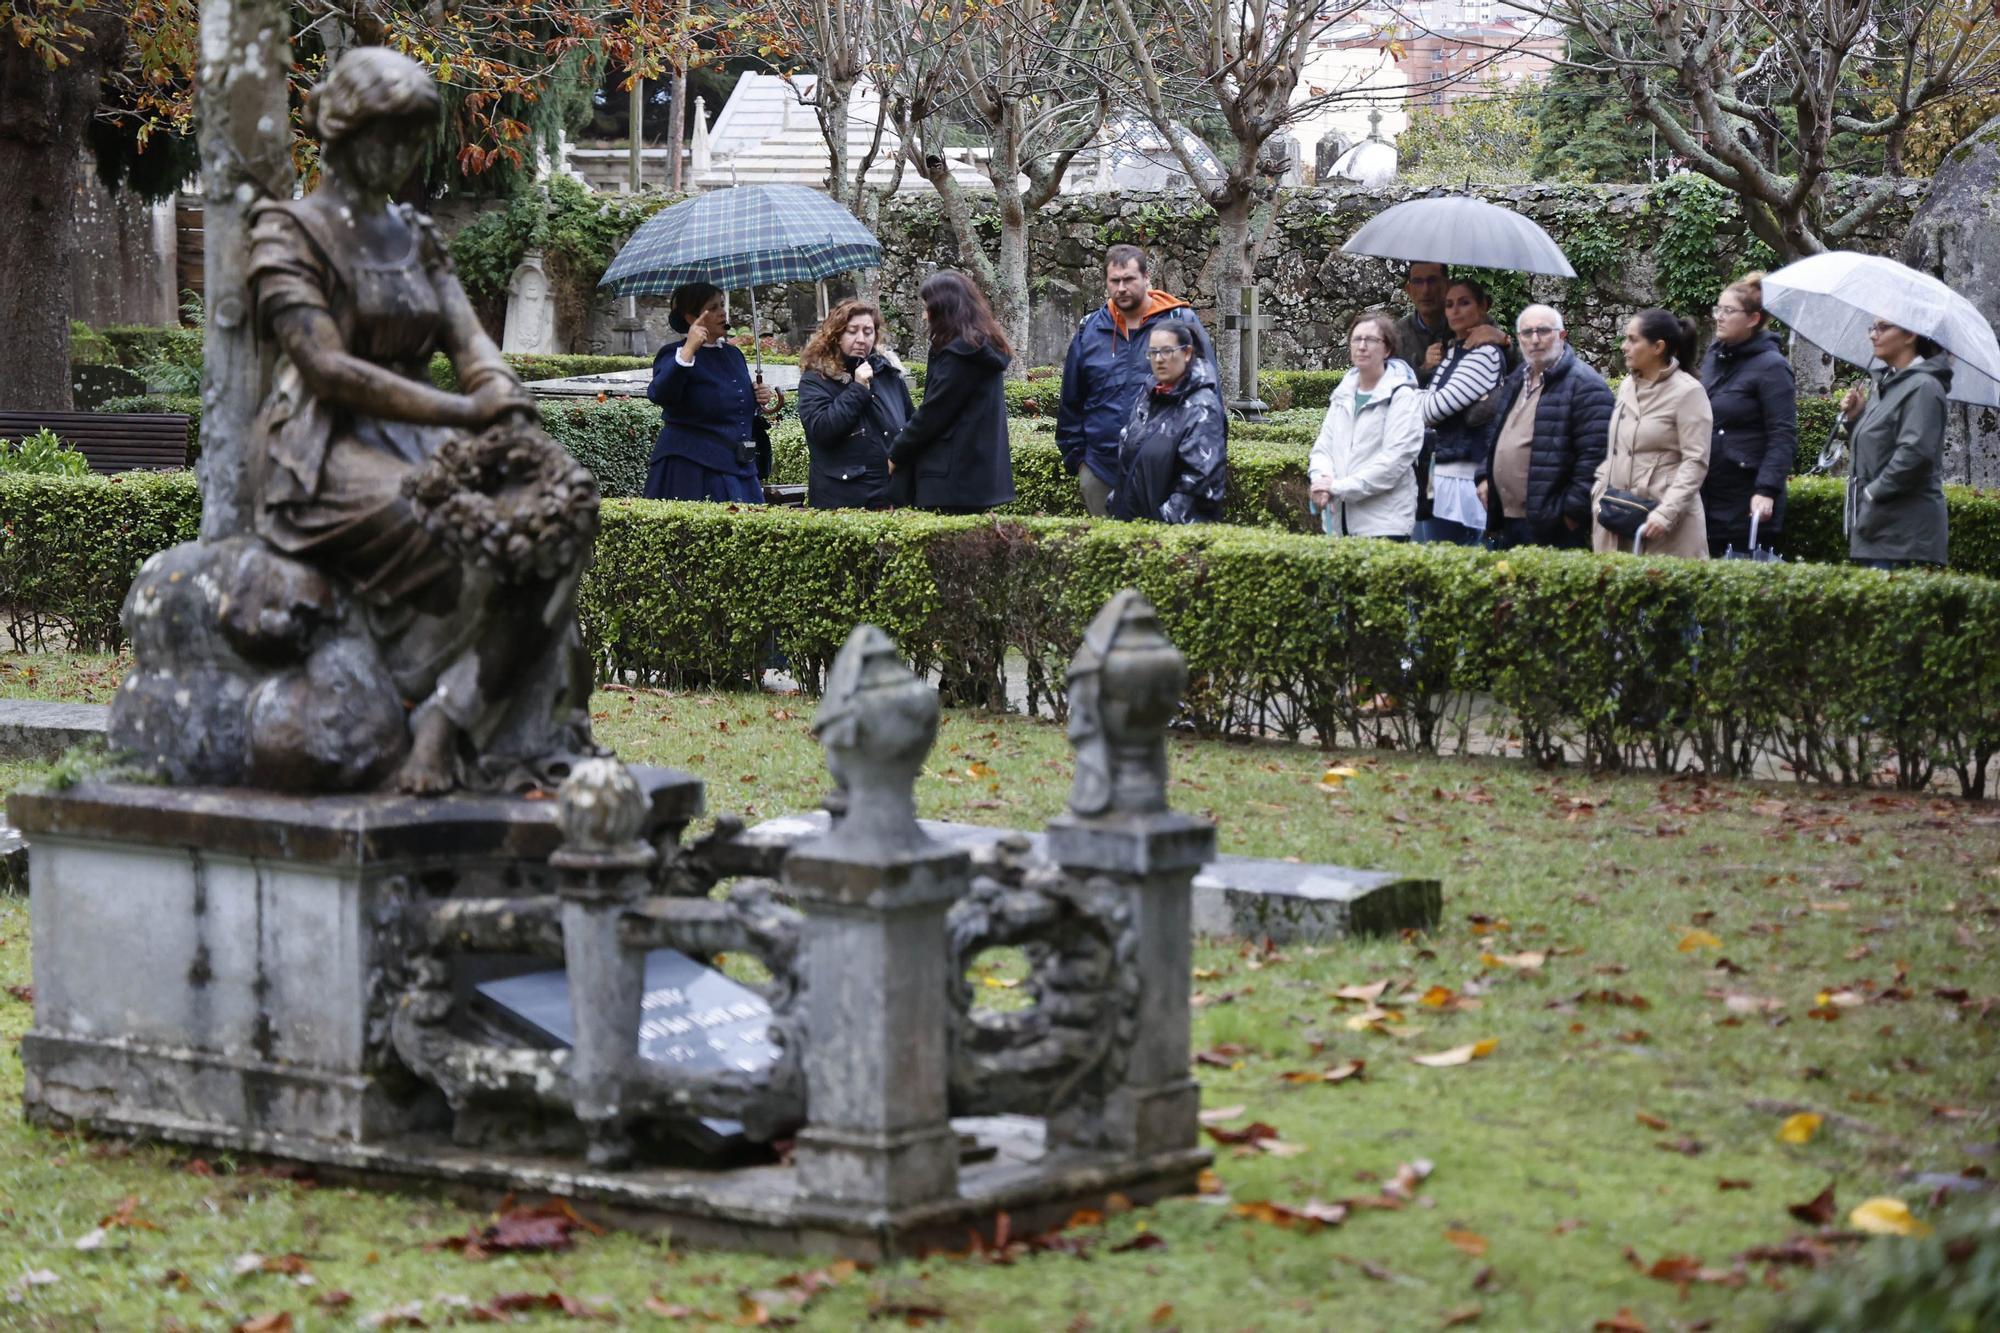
left=109, top=48, right=600, bottom=795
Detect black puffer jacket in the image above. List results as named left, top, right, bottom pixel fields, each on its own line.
left=797, top=352, right=915, bottom=509
left=888, top=337, right=1015, bottom=512
left=1699, top=330, right=1797, bottom=529
left=1475, top=347, right=1614, bottom=530
left=1108, top=356, right=1227, bottom=523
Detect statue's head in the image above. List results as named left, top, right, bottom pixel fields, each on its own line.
left=307, top=48, right=441, bottom=193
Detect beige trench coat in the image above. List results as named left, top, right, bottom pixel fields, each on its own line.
left=1591, top=364, right=1713, bottom=558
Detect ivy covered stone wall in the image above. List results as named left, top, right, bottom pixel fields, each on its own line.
left=863, top=177, right=1927, bottom=372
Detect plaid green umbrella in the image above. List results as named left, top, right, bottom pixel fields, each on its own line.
left=599, top=184, right=882, bottom=377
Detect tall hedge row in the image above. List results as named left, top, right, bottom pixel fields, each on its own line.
left=9, top=473, right=2000, bottom=793
left=582, top=504, right=2000, bottom=793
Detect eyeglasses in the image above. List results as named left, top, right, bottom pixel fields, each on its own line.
left=1712, top=305, right=1746, bottom=318
left=1517, top=326, right=1559, bottom=339
left=1349, top=335, right=1386, bottom=347
left=1868, top=321, right=1904, bottom=336
left=1146, top=347, right=1188, bottom=360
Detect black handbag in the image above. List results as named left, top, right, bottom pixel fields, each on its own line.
left=1596, top=487, right=1657, bottom=538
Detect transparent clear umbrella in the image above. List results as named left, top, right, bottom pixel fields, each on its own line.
left=1761, top=251, right=2000, bottom=407
left=1340, top=195, right=1577, bottom=278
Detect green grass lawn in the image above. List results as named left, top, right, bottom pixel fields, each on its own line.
left=1, top=652, right=1996, bottom=1330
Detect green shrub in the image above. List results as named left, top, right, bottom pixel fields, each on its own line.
left=0, top=472, right=202, bottom=651
left=12, top=475, right=2000, bottom=792
left=1258, top=369, right=1347, bottom=411
left=68, top=321, right=114, bottom=367
left=1773, top=1203, right=2000, bottom=1333
left=577, top=503, right=2000, bottom=792
left=426, top=353, right=656, bottom=393
left=93, top=325, right=195, bottom=370
left=0, top=430, right=92, bottom=478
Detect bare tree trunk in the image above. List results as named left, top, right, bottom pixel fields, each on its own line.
left=993, top=191, right=1031, bottom=367
left=195, top=0, right=293, bottom=539
left=0, top=16, right=123, bottom=412
left=1210, top=196, right=1251, bottom=400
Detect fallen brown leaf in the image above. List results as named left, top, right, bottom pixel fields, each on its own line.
left=1441, top=1305, right=1483, bottom=1327
left=1203, top=1120, right=1280, bottom=1146
left=1412, top=1039, right=1498, bottom=1068
left=233, top=1317, right=292, bottom=1333
left=1787, top=1183, right=1838, bottom=1226
left=1444, top=1229, right=1488, bottom=1257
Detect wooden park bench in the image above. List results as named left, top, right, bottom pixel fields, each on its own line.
left=0, top=411, right=192, bottom=474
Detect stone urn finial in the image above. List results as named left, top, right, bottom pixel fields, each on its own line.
left=811, top=625, right=939, bottom=851
left=555, top=757, right=649, bottom=856
left=1065, top=590, right=1186, bottom=818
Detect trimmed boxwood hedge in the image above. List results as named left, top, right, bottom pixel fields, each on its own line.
left=64, top=396, right=2000, bottom=573
left=584, top=504, right=2000, bottom=792
left=10, top=474, right=2000, bottom=793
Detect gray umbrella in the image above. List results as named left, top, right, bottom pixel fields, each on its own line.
left=1341, top=196, right=1577, bottom=278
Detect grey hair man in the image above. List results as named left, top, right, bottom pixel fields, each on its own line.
left=1475, top=304, right=1614, bottom=550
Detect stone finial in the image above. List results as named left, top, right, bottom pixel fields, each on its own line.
left=555, top=757, right=649, bottom=855
left=1065, top=590, right=1186, bottom=818
left=811, top=625, right=939, bottom=851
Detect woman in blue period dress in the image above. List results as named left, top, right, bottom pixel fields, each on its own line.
left=247, top=47, right=595, bottom=793
left=645, top=283, right=783, bottom=501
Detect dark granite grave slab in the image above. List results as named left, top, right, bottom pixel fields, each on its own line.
left=0, top=700, right=109, bottom=763
left=741, top=811, right=1440, bottom=943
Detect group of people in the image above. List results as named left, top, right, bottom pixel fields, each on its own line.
left=641, top=246, right=1954, bottom=570
left=641, top=243, right=1227, bottom=525
left=1312, top=261, right=1954, bottom=568
left=643, top=270, right=1014, bottom=514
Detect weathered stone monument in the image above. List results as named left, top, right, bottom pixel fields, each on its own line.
left=10, top=596, right=1216, bottom=1255
left=502, top=250, right=559, bottom=355
left=1904, top=115, right=2000, bottom=486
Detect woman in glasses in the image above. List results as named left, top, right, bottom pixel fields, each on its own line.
left=1309, top=311, right=1425, bottom=539
left=1839, top=319, right=1951, bottom=569
left=1698, top=272, right=1796, bottom=556
left=1106, top=322, right=1227, bottom=523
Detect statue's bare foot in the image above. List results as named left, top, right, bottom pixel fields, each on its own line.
left=394, top=709, right=459, bottom=795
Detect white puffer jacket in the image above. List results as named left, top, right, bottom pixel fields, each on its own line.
left=1307, top=359, right=1425, bottom=538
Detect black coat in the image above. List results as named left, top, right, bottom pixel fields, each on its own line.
left=1698, top=330, right=1797, bottom=532
left=797, top=353, right=915, bottom=509
left=888, top=337, right=1015, bottom=512
left=1476, top=347, right=1614, bottom=534
left=1108, top=356, right=1227, bottom=523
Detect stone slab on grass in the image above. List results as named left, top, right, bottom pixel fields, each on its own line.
left=742, top=812, right=1439, bottom=943
left=0, top=699, right=109, bottom=763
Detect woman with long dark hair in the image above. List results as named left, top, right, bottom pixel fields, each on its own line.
left=1591, top=309, right=1712, bottom=557
left=1415, top=276, right=1509, bottom=545
left=643, top=282, right=782, bottom=502
left=1699, top=272, right=1796, bottom=556
left=796, top=299, right=914, bottom=509
left=887, top=270, right=1015, bottom=513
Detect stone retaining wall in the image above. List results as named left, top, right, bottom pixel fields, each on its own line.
left=574, top=179, right=1927, bottom=373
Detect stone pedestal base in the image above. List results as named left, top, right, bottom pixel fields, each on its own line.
left=5, top=778, right=1207, bottom=1259
left=6, top=775, right=700, bottom=1149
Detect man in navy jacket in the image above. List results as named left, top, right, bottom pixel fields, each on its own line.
left=1056, top=245, right=1216, bottom=517
left=1475, top=304, right=1613, bottom=550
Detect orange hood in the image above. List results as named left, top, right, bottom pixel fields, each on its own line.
left=1109, top=290, right=1192, bottom=338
